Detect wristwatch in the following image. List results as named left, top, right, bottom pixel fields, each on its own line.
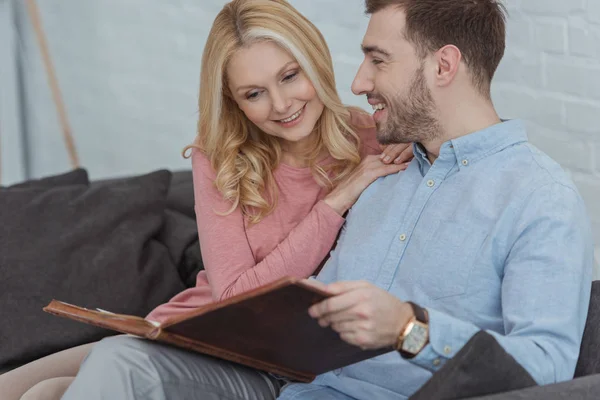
left=395, top=301, right=429, bottom=358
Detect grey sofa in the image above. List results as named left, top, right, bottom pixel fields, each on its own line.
left=2, top=169, right=598, bottom=400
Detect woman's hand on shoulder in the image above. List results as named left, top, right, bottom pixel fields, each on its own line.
left=324, top=155, right=406, bottom=216
left=379, top=143, right=414, bottom=165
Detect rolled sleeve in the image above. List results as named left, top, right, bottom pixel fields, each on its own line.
left=411, top=307, right=480, bottom=372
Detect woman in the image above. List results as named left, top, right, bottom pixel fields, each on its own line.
left=0, top=1, right=411, bottom=399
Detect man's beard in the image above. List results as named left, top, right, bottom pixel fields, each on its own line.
left=376, top=64, right=442, bottom=145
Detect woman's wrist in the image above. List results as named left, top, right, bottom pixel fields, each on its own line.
left=323, top=194, right=349, bottom=216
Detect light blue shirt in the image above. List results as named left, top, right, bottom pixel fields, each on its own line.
left=279, top=120, right=594, bottom=400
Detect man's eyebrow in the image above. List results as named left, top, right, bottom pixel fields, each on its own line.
left=361, top=44, right=391, bottom=59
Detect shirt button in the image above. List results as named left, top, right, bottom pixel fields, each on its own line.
left=443, top=345, right=452, bottom=355
left=461, top=159, right=469, bottom=166
left=433, top=358, right=441, bottom=366
left=426, top=179, right=435, bottom=187
left=334, top=368, right=342, bottom=375
left=399, top=234, right=407, bottom=241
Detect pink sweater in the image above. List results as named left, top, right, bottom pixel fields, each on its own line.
left=146, top=112, right=379, bottom=323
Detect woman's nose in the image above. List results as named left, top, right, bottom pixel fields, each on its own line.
left=271, top=90, right=292, bottom=114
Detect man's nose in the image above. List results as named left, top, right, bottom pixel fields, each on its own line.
left=351, top=61, right=374, bottom=96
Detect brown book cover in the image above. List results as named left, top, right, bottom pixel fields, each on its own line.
left=43, top=277, right=391, bottom=382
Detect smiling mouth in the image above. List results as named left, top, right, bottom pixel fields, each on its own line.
left=371, top=103, right=386, bottom=111
left=277, top=105, right=305, bottom=123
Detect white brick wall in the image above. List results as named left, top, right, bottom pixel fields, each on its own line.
left=1, top=0, right=598, bottom=277
left=493, top=0, right=600, bottom=278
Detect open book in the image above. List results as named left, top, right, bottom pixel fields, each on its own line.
left=43, top=277, right=391, bottom=382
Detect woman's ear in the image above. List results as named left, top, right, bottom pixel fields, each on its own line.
left=434, top=45, right=461, bottom=88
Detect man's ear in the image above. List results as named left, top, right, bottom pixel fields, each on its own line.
left=433, top=45, right=461, bottom=88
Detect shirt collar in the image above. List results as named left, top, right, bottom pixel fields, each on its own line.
left=412, top=119, right=528, bottom=173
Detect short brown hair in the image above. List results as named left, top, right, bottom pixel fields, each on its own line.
left=365, top=0, right=507, bottom=96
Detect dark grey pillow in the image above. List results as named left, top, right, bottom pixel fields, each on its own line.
left=410, top=331, right=536, bottom=400
left=1, top=168, right=89, bottom=189
left=0, top=170, right=186, bottom=369
left=156, top=209, right=202, bottom=287
left=167, top=170, right=195, bottom=218
left=92, top=169, right=203, bottom=287
left=165, top=171, right=204, bottom=287
left=92, top=170, right=195, bottom=218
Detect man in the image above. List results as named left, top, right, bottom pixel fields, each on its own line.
left=278, top=0, right=593, bottom=399
left=62, top=1, right=593, bottom=399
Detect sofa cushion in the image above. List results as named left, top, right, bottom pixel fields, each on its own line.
left=1, top=168, right=88, bottom=189
left=161, top=170, right=203, bottom=287
left=92, top=169, right=202, bottom=287
left=575, top=280, right=600, bottom=377
left=93, top=170, right=195, bottom=218
left=157, top=209, right=202, bottom=287
left=0, top=169, right=186, bottom=369
left=167, top=170, right=195, bottom=219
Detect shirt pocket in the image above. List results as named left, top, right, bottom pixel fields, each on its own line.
left=416, top=219, right=488, bottom=300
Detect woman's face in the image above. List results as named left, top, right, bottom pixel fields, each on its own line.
left=227, top=41, right=325, bottom=149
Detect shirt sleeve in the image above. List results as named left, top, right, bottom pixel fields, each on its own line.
left=410, top=183, right=594, bottom=385
left=192, top=151, right=345, bottom=301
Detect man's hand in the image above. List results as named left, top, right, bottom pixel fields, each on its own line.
left=308, top=281, right=414, bottom=350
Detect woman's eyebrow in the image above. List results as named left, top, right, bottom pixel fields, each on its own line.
left=235, top=61, right=298, bottom=92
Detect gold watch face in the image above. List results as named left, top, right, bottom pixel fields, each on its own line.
left=401, top=322, right=428, bottom=354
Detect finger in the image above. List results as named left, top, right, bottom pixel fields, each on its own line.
left=331, top=320, right=352, bottom=332
left=309, top=292, right=357, bottom=320
left=394, top=145, right=414, bottom=164
left=332, top=318, right=377, bottom=334
left=356, top=155, right=384, bottom=173
left=320, top=304, right=368, bottom=327
left=357, top=162, right=403, bottom=186
left=326, top=280, right=371, bottom=295
left=398, top=162, right=410, bottom=171
left=309, top=287, right=366, bottom=319
left=379, top=145, right=388, bottom=160
left=331, top=320, right=360, bottom=333
left=380, top=151, right=393, bottom=164
left=371, top=162, right=405, bottom=179
left=339, top=331, right=359, bottom=347
left=364, top=154, right=386, bottom=166
left=379, top=144, right=400, bottom=164
left=340, top=331, right=371, bottom=350
left=387, top=144, right=408, bottom=162
left=318, top=312, right=356, bottom=327
left=379, top=144, right=400, bottom=163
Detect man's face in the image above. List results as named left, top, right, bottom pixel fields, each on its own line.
left=352, top=7, right=441, bottom=145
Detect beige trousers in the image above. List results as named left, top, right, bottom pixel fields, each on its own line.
left=0, top=342, right=94, bottom=400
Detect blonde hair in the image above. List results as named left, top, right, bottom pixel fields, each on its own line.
left=185, top=0, right=365, bottom=223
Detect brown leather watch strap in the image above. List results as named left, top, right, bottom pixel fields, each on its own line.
left=407, top=301, right=428, bottom=323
